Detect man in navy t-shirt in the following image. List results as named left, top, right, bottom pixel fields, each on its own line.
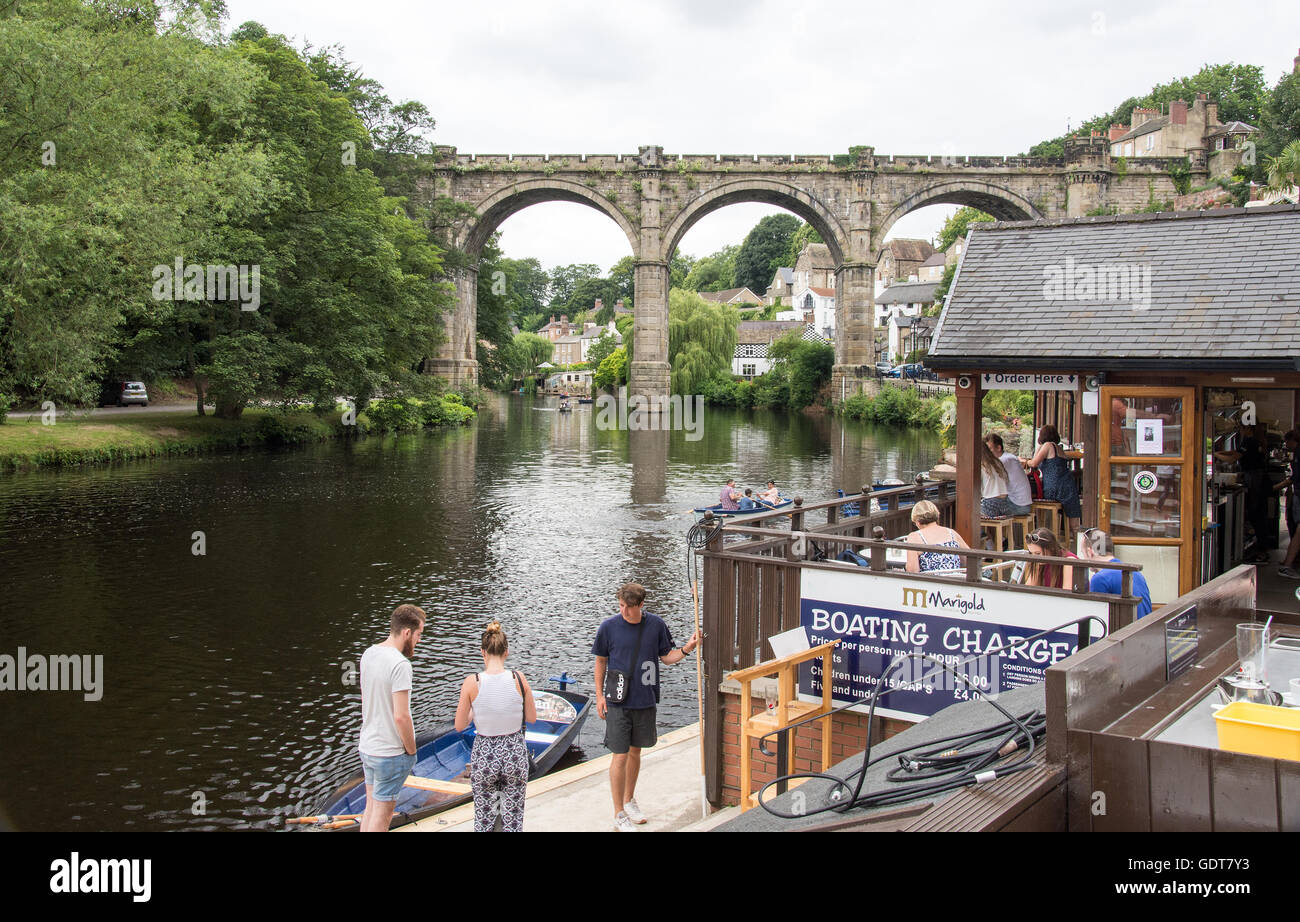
left=592, top=582, right=699, bottom=831
left=1081, top=529, right=1153, bottom=618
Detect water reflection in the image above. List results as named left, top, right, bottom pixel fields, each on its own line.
left=0, top=394, right=940, bottom=829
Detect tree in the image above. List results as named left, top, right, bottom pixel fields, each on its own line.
left=935, top=207, right=994, bottom=252
left=734, top=214, right=801, bottom=294
left=1260, top=70, right=1300, bottom=169
left=547, top=263, right=600, bottom=308
left=782, top=222, right=823, bottom=268
left=586, top=330, right=618, bottom=371
left=667, top=288, right=738, bottom=394
left=682, top=245, right=737, bottom=292
left=593, top=346, right=628, bottom=391
left=769, top=332, right=834, bottom=409
left=1266, top=138, right=1300, bottom=190
left=567, top=276, right=625, bottom=322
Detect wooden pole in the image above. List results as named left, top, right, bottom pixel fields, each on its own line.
left=956, top=374, right=983, bottom=545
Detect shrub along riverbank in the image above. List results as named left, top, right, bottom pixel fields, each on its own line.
left=840, top=386, right=952, bottom=430
left=0, top=396, right=476, bottom=471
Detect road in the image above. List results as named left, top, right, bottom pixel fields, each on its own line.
left=6, top=402, right=208, bottom=420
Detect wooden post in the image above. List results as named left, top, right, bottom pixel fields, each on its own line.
left=956, top=374, right=983, bottom=546
left=870, top=525, right=887, bottom=571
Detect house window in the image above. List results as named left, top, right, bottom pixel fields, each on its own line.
left=742, top=363, right=756, bottom=377
left=803, top=293, right=814, bottom=310
left=1145, top=133, right=1155, bottom=151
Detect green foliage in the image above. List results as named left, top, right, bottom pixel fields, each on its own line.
left=585, top=330, right=618, bottom=371
left=593, top=346, right=628, bottom=391
left=982, top=390, right=1034, bottom=423
left=1260, top=70, right=1300, bottom=171
left=682, top=245, right=738, bottom=292
left=1266, top=138, right=1300, bottom=190
left=1027, top=63, right=1269, bottom=158
left=935, top=207, right=993, bottom=252
left=0, top=393, right=10, bottom=424
left=768, top=332, right=834, bottom=409
left=734, top=213, right=801, bottom=294
left=547, top=263, right=601, bottom=309
left=841, top=386, right=948, bottom=430
left=1167, top=157, right=1192, bottom=195
left=701, top=373, right=755, bottom=408
left=361, top=395, right=475, bottom=432
left=667, top=289, right=739, bottom=394
left=782, top=222, right=824, bottom=268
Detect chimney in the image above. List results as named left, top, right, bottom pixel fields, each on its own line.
left=594, top=298, right=602, bottom=311
left=615, top=299, right=625, bottom=311
left=560, top=314, right=568, bottom=325
left=1130, top=107, right=1159, bottom=129
left=1171, top=99, right=1188, bottom=125
left=1206, top=101, right=1219, bottom=126
left=1109, top=123, right=1127, bottom=141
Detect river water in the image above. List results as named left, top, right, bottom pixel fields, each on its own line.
left=0, top=395, right=940, bottom=830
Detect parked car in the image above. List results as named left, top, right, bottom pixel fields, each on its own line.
left=104, top=380, right=149, bottom=407
left=875, top=362, right=893, bottom=376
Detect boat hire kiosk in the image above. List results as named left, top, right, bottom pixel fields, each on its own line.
left=698, top=205, right=1300, bottom=830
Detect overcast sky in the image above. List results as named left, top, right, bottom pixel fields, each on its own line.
left=225, top=0, right=1300, bottom=275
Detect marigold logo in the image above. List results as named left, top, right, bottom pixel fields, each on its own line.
left=901, top=587, right=928, bottom=608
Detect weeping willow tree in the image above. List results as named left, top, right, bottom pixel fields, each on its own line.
left=667, top=288, right=739, bottom=394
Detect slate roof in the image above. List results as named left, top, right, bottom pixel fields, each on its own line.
left=883, top=238, right=936, bottom=262
left=920, top=252, right=947, bottom=268
left=698, top=287, right=765, bottom=304
left=1205, top=120, right=1259, bottom=138
left=877, top=280, right=939, bottom=304
left=928, top=205, right=1300, bottom=371
left=737, top=320, right=807, bottom=344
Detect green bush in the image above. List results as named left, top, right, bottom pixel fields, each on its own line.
left=841, top=385, right=946, bottom=430
left=363, top=396, right=476, bottom=432
left=0, top=394, right=11, bottom=424
left=702, top=373, right=755, bottom=408
left=982, top=389, right=1034, bottom=423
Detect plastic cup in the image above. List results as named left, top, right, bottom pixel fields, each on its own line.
left=1236, top=623, right=1268, bottom=686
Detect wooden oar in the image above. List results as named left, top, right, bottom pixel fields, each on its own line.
left=404, top=776, right=472, bottom=795
left=286, top=812, right=361, bottom=826
left=321, top=818, right=359, bottom=829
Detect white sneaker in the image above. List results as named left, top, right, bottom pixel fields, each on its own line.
left=613, top=811, right=636, bottom=832
left=623, top=799, right=647, bottom=825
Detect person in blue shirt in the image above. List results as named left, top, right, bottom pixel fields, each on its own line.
left=738, top=489, right=758, bottom=511
left=1080, top=528, right=1153, bottom=618
left=592, top=583, right=699, bottom=832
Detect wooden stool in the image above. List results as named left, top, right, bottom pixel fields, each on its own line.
left=980, top=517, right=1012, bottom=553
left=1010, top=514, right=1034, bottom=549
left=1032, top=500, right=1065, bottom=542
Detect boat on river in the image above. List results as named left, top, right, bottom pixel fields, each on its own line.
left=308, top=687, right=590, bottom=830
left=693, top=497, right=793, bottom=521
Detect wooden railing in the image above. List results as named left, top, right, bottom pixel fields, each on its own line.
left=696, top=482, right=1144, bottom=805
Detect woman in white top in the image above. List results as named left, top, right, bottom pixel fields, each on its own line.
left=980, top=441, right=1013, bottom=518
left=454, top=622, right=537, bottom=832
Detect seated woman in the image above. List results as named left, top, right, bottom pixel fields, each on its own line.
left=904, top=500, right=970, bottom=573
left=1023, top=527, right=1077, bottom=589
left=1024, top=424, right=1082, bottom=537
left=758, top=480, right=782, bottom=506
left=980, top=442, right=1013, bottom=519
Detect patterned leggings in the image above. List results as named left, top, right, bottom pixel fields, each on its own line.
left=470, top=731, right=530, bottom=832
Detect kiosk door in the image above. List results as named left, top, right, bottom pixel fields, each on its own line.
left=1098, top=386, right=1198, bottom=602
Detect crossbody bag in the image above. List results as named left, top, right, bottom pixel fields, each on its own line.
left=602, top=617, right=647, bottom=705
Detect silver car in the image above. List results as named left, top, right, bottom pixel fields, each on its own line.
left=117, top=381, right=149, bottom=407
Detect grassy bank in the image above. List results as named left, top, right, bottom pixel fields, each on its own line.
left=0, top=396, right=476, bottom=472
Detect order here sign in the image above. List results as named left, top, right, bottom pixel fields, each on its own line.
left=981, top=373, right=1079, bottom=390
left=797, top=568, right=1108, bottom=722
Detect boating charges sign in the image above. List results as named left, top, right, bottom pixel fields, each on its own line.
left=797, top=569, right=1108, bottom=722
left=981, top=373, right=1079, bottom=391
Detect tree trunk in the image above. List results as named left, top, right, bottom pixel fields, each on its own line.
left=195, top=376, right=206, bottom=416
left=214, top=399, right=244, bottom=420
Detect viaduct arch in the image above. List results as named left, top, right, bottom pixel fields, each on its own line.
left=415, top=138, right=1190, bottom=399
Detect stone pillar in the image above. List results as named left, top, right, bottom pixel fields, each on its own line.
left=630, top=145, right=670, bottom=400
left=630, top=260, right=670, bottom=398
left=830, top=261, right=876, bottom=403
left=425, top=266, right=479, bottom=387
left=1064, top=136, right=1112, bottom=217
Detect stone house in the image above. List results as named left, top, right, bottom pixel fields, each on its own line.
left=698, top=287, right=767, bottom=309
left=918, top=251, right=947, bottom=282
left=874, top=238, right=936, bottom=294
left=793, top=243, right=835, bottom=290
left=777, top=286, right=835, bottom=339
left=1106, top=92, right=1260, bottom=180
left=763, top=267, right=795, bottom=305
left=538, top=314, right=580, bottom=341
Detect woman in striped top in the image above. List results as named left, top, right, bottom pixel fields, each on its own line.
left=454, top=622, right=537, bottom=831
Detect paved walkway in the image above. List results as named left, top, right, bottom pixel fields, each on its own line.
left=396, top=723, right=738, bottom=832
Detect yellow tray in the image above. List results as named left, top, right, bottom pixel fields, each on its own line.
left=1213, top=701, right=1300, bottom=760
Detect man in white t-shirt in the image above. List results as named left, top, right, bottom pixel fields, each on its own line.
left=358, top=604, right=425, bottom=832
left=987, top=433, right=1033, bottom=515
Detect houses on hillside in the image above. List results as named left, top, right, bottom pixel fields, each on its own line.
left=1104, top=92, right=1258, bottom=179
left=732, top=321, right=830, bottom=380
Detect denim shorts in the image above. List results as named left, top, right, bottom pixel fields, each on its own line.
left=360, top=750, right=416, bottom=803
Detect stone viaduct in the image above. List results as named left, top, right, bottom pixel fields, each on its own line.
left=413, top=137, right=1190, bottom=399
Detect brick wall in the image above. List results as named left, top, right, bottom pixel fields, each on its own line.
left=718, top=691, right=912, bottom=807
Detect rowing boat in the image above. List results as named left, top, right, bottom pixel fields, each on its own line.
left=309, top=688, right=590, bottom=830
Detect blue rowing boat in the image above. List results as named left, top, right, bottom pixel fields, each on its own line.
left=693, top=498, right=793, bottom=520
left=311, top=687, right=590, bottom=830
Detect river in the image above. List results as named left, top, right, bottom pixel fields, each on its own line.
left=0, top=394, right=941, bottom=830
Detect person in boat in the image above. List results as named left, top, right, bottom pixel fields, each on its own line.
left=1023, top=527, right=1076, bottom=589
left=454, top=622, right=537, bottom=832
left=718, top=478, right=742, bottom=511
left=758, top=480, right=781, bottom=506
left=903, top=500, right=969, bottom=573
left=738, top=488, right=758, bottom=511
left=1078, top=528, right=1153, bottom=618
left=592, top=583, right=699, bottom=832
left=357, top=604, right=426, bottom=832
